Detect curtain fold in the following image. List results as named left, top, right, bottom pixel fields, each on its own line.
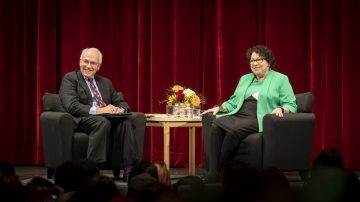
left=1, top=0, right=360, bottom=169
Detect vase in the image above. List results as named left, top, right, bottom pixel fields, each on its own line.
left=192, top=105, right=201, bottom=117
left=166, top=105, right=174, bottom=117
left=170, top=103, right=193, bottom=118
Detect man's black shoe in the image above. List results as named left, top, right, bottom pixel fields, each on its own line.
left=112, top=169, right=120, bottom=180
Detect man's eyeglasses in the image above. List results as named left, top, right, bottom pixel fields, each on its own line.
left=81, top=59, right=100, bottom=66
left=249, top=58, right=265, bottom=64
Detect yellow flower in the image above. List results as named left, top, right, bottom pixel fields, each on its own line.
left=172, top=85, right=184, bottom=93
left=167, top=94, right=177, bottom=105
left=190, top=95, right=201, bottom=107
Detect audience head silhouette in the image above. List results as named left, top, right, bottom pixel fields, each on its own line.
left=313, top=148, right=343, bottom=168
left=0, top=161, right=16, bottom=177
left=67, top=175, right=120, bottom=202
left=302, top=148, right=360, bottom=202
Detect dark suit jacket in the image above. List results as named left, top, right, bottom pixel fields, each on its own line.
left=59, top=70, right=130, bottom=126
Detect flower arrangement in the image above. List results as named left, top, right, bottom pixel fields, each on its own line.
left=165, top=85, right=205, bottom=107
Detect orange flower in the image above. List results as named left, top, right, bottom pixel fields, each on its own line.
left=171, top=85, right=184, bottom=93
left=190, top=95, right=201, bottom=107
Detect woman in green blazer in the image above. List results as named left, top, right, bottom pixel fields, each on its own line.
left=201, top=45, right=297, bottom=182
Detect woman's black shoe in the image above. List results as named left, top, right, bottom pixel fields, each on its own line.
left=123, top=173, right=129, bottom=182
left=123, top=165, right=133, bottom=182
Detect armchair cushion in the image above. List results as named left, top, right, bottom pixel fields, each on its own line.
left=43, top=93, right=66, bottom=112
left=295, top=92, right=314, bottom=113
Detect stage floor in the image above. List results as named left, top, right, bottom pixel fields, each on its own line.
left=14, top=165, right=208, bottom=181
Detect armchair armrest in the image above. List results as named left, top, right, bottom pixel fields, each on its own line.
left=262, top=113, right=315, bottom=171
left=40, top=111, right=75, bottom=168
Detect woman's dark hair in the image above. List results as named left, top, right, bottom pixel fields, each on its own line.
left=246, top=45, right=276, bottom=69
left=128, top=160, right=158, bottom=183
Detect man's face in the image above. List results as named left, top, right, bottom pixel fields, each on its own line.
left=79, top=50, right=101, bottom=78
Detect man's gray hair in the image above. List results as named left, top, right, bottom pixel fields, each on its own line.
left=80, top=48, right=103, bottom=64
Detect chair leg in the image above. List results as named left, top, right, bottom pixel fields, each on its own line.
left=47, top=168, right=56, bottom=179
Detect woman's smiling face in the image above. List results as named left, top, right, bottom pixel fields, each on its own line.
left=249, top=52, right=270, bottom=80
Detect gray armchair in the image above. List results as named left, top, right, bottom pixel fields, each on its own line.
left=40, top=92, right=146, bottom=178
left=233, top=92, right=315, bottom=176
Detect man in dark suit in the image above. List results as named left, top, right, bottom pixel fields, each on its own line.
left=59, top=47, right=141, bottom=181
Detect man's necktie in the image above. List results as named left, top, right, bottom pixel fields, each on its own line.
left=88, top=78, right=106, bottom=107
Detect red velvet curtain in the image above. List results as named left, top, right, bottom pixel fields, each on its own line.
left=1, top=0, right=360, bottom=169
left=0, top=0, right=57, bottom=164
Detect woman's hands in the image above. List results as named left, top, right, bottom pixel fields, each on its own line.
left=271, top=107, right=287, bottom=117
left=200, top=106, right=221, bottom=116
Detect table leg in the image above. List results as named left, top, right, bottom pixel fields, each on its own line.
left=189, top=127, right=196, bottom=175
left=163, top=124, right=170, bottom=170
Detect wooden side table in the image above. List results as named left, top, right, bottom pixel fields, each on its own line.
left=145, top=114, right=202, bottom=176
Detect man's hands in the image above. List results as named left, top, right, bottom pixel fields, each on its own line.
left=96, top=104, right=125, bottom=114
